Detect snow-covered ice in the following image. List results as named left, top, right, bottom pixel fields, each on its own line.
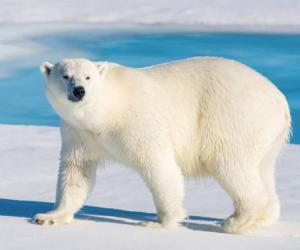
left=0, top=125, right=299, bottom=249
left=1, top=0, right=300, bottom=26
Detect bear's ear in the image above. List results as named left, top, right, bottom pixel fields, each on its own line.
left=40, top=62, right=53, bottom=77
left=95, top=62, right=108, bottom=76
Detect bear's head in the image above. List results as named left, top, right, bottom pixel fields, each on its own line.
left=40, top=58, right=108, bottom=123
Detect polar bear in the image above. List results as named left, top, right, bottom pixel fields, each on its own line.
left=34, top=57, right=291, bottom=234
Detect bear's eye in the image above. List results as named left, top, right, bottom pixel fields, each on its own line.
left=85, top=76, right=90, bottom=80
left=63, top=75, right=69, bottom=80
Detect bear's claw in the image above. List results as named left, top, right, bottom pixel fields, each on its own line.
left=33, top=212, right=73, bottom=226
left=34, top=217, right=54, bottom=225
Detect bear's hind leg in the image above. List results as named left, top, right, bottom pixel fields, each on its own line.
left=257, top=162, right=280, bottom=226
left=215, top=162, right=269, bottom=234
left=257, top=143, right=284, bottom=226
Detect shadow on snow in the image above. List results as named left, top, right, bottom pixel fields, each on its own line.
left=0, top=198, right=223, bottom=233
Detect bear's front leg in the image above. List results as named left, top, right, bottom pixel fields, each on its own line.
left=138, top=157, right=186, bottom=229
left=34, top=156, right=97, bottom=226
left=33, top=124, right=98, bottom=226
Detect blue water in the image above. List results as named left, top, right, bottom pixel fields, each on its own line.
left=0, top=30, right=299, bottom=143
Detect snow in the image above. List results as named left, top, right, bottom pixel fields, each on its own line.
left=0, top=0, right=300, bottom=26
left=0, top=124, right=300, bottom=249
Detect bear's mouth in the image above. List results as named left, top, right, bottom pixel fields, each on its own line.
left=68, top=95, right=82, bottom=102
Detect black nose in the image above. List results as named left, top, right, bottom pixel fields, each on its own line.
left=73, top=86, right=85, bottom=99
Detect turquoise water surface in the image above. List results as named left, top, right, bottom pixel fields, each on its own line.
left=0, top=30, right=299, bottom=143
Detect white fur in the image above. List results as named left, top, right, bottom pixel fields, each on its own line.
left=34, top=57, right=291, bottom=233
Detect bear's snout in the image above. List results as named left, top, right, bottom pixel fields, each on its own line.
left=69, top=86, right=85, bottom=102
